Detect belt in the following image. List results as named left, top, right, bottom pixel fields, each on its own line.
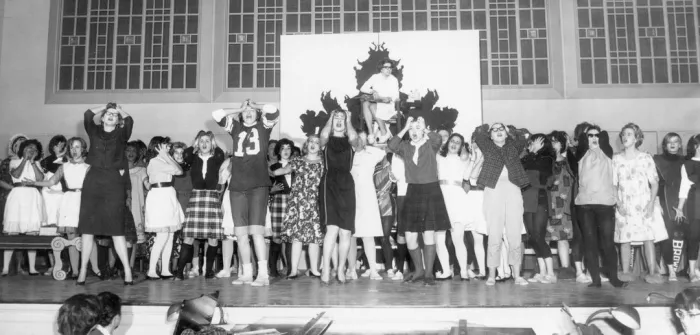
left=463, top=180, right=485, bottom=191
left=151, top=182, right=174, bottom=188
left=12, top=183, right=28, bottom=187
left=65, top=188, right=82, bottom=192
left=439, top=180, right=462, bottom=187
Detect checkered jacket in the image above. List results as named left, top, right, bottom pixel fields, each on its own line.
left=473, top=124, right=530, bottom=189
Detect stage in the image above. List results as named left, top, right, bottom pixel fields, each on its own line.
left=0, top=274, right=688, bottom=334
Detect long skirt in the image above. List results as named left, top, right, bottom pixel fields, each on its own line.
left=269, top=193, right=288, bottom=243
left=79, top=167, right=127, bottom=236
left=182, top=189, right=223, bottom=240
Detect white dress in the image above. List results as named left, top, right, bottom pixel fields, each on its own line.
left=58, top=161, right=90, bottom=229
left=3, top=159, right=46, bottom=233
left=351, top=146, right=386, bottom=237
left=42, top=158, right=64, bottom=225
left=360, top=73, right=400, bottom=121
left=437, top=154, right=470, bottom=230
left=129, top=166, right=148, bottom=242
left=144, top=157, right=184, bottom=233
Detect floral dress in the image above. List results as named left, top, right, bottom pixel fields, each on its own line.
left=281, top=156, right=324, bottom=245
left=546, top=160, right=574, bottom=241
left=613, top=152, right=667, bottom=243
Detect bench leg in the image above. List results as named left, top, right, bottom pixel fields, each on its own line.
left=51, top=237, right=69, bottom=280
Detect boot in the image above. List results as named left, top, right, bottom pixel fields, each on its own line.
left=404, top=248, right=425, bottom=283
left=204, top=245, right=218, bottom=279
left=175, top=244, right=193, bottom=281
left=423, top=244, right=437, bottom=286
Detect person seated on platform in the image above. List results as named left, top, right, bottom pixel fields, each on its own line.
left=90, top=292, right=122, bottom=335
left=575, top=125, right=627, bottom=288
left=675, top=287, right=700, bottom=335
left=176, top=131, right=226, bottom=280
left=2, top=138, right=46, bottom=276
left=388, top=116, right=450, bottom=286
left=213, top=100, right=280, bottom=287
left=28, top=137, right=100, bottom=279
left=678, top=134, right=700, bottom=282
left=144, top=136, right=184, bottom=280
left=360, top=58, right=400, bottom=145
left=472, top=122, right=530, bottom=287
left=57, top=293, right=102, bottom=335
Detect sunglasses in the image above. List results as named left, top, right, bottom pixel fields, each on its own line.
left=587, top=133, right=600, bottom=138
left=490, top=126, right=506, bottom=132
left=382, top=65, right=393, bottom=69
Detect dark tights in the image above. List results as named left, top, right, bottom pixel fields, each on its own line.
left=579, top=205, right=619, bottom=284
left=570, top=203, right=583, bottom=263
left=380, top=215, right=394, bottom=271
left=524, top=204, right=551, bottom=259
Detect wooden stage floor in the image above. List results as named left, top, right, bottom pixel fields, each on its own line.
left=0, top=273, right=691, bottom=308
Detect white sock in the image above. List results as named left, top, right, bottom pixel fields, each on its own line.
left=242, top=263, right=253, bottom=278
left=257, top=260, right=268, bottom=278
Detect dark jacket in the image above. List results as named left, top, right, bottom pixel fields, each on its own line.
left=84, top=110, right=133, bottom=170
left=184, top=147, right=226, bottom=190
left=473, top=124, right=530, bottom=189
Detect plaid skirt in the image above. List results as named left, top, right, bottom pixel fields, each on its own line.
left=269, top=193, right=288, bottom=243
left=182, top=189, right=223, bottom=240
left=401, top=182, right=451, bottom=233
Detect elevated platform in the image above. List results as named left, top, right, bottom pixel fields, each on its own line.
left=0, top=275, right=685, bottom=334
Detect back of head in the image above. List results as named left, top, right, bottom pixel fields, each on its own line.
left=97, top=292, right=122, bottom=328
left=57, top=294, right=101, bottom=335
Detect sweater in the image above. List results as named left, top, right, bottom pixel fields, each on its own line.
left=472, top=124, right=530, bottom=189
left=388, top=131, right=441, bottom=184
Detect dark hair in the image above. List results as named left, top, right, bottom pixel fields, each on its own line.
left=101, top=102, right=124, bottom=127
left=548, top=131, right=569, bottom=154
left=439, top=133, right=466, bottom=157
left=125, top=141, right=142, bottom=161
left=146, top=136, right=171, bottom=163
left=586, top=124, right=602, bottom=134
left=66, top=137, right=88, bottom=160
left=238, top=107, right=262, bottom=123
left=292, top=146, right=302, bottom=157
left=10, top=135, right=27, bottom=154
left=675, top=287, right=700, bottom=313
left=528, top=133, right=554, bottom=157
left=436, top=127, right=452, bottom=136
left=17, top=139, right=43, bottom=160
left=687, top=134, right=700, bottom=160
left=619, top=123, right=644, bottom=148
left=377, top=58, right=395, bottom=71
left=96, top=292, right=122, bottom=327
left=48, top=135, right=68, bottom=155
left=57, top=294, right=101, bottom=335
left=274, top=138, right=295, bottom=160
left=171, top=141, right=187, bottom=152
left=661, top=132, right=683, bottom=156
left=574, top=122, right=593, bottom=140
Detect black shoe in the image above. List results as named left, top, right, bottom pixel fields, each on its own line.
left=407, top=272, right=425, bottom=283
left=307, top=271, right=321, bottom=278
left=160, top=275, right=174, bottom=280
left=436, top=275, right=452, bottom=281
left=204, top=271, right=215, bottom=279
left=610, top=280, right=628, bottom=288
left=174, top=273, right=185, bottom=281
left=124, top=281, right=134, bottom=286
left=588, top=282, right=602, bottom=288
left=495, top=275, right=513, bottom=282
left=146, top=276, right=161, bottom=281
left=286, top=274, right=299, bottom=280
left=75, top=280, right=86, bottom=286
left=28, top=272, right=40, bottom=276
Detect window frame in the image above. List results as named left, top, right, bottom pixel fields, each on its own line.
left=213, top=0, right=566, bottom=103
left=563, top=0, right=700, bottom=99
left=45, top=0, right=215, bottom=104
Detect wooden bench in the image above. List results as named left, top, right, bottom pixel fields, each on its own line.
left=0, top=235, right=81, bottom=280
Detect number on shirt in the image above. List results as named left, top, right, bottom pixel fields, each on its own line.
left=234, top=129, right=260, bottom=157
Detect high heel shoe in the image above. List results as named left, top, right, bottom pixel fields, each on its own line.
left=123, top=280, right=134, bottom=286
left=307, top=270, right=321, bottom=278
left=286, top=274, right=299, bottom=280
left=75, top=280, right=85, bottom=286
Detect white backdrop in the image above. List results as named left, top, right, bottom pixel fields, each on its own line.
left=280, top=31, right=482, bottom=144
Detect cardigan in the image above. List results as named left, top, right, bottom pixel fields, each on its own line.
left=184, top=147, right=226, bottom=190
left=269, top=161, right=292, bottom=195
left=473, top=124, right=530, bottom=189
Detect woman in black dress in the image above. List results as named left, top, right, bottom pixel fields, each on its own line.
left=76, top=103, right=134, bottom=285
left=319, top=110, right=359, bottom=285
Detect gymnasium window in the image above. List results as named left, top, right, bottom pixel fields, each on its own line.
left=56, top=0, right=200, bottom=91
left=226, top=0, right=552, bottom=89
left=576, top=0, right=700, bottom=85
